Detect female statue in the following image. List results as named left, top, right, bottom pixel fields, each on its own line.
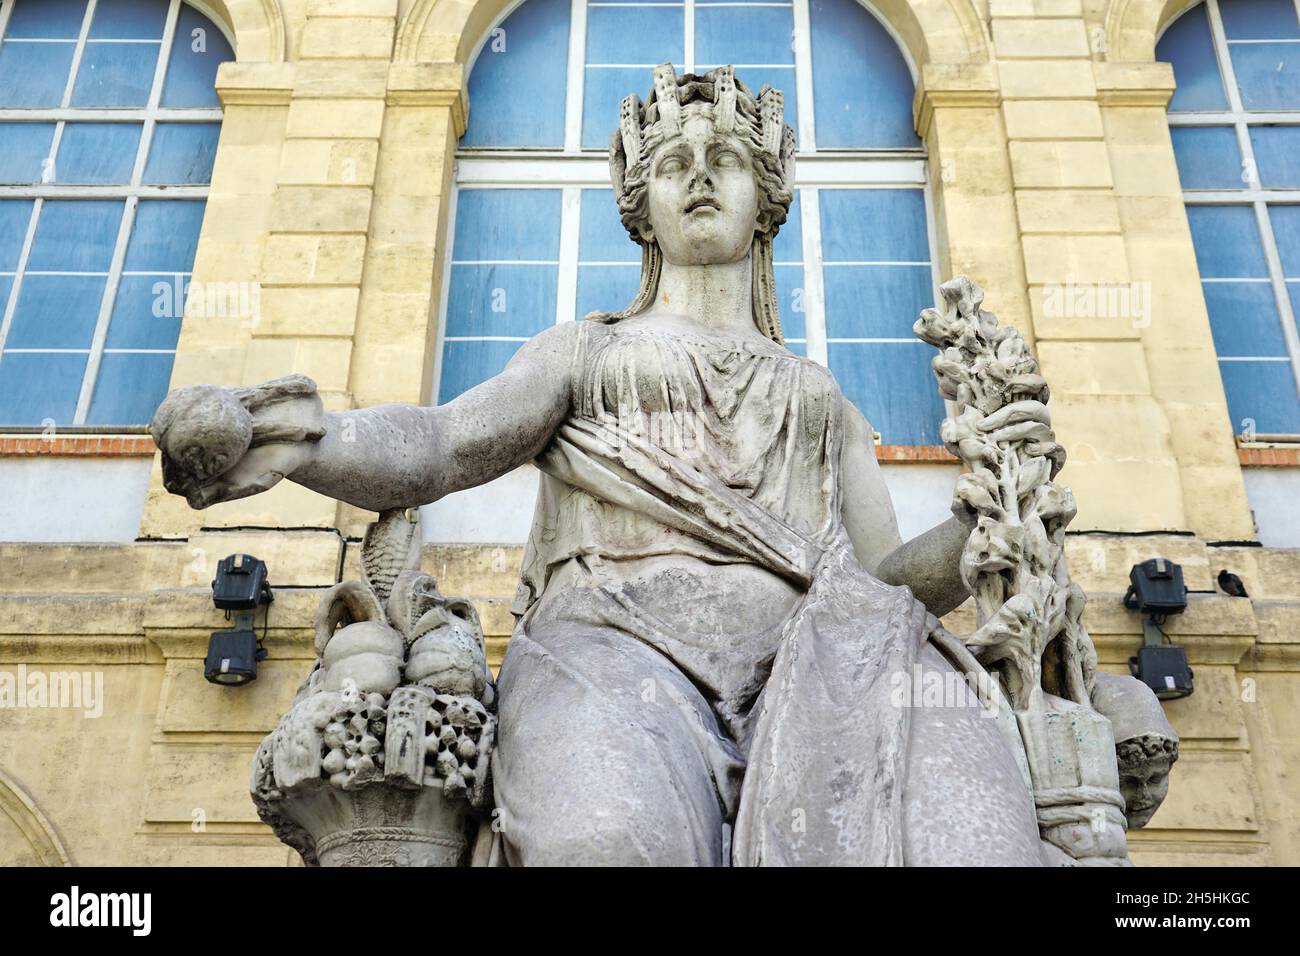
left=156, top=65, right=1058, bottom=865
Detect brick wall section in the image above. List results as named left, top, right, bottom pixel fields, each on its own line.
left=0, top=437, right=157, bottom=457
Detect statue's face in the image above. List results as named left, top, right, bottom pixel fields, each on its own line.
left=1119, top=751, right=1173, bottom=829
left=643, top=108, right=760, bottom=266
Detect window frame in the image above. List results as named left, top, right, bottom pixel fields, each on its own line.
left=435, top=0, right=943, bottom=444
left=1163, top=0, right=1300, bottom=422
left=0, top=0, right=225, bottom=427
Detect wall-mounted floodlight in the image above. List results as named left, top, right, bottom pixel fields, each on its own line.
left=204, top=553, right=273, bottom=687
left=1123, top=558, right=1193, bottom=700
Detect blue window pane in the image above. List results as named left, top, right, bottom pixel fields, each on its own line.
left=1270, top=204, right=1300, bottom=276
left=1186, top=206, right=1267, bottom=278
left=438, top=339, right=526, bottom=404
left=820, top=189, right=929, bottom=262
left=71, top=41, right=159, bottom=107
left=0, top=42, right=77, bottom=107
left=0, top=201, right=34, bottom=271
left=784, top=339, right=807, bottom=358
left=0, top=352, right=87, bottom=425
left=1218, top=361, right=1300, bottom=433
left=0, top=275, right=11, bottom=314
left=54, top=123, right=142, bottom=184
left=810, top=0, right=917, bottom=147
left=90, top=0, right=169, bottom=39
left=6, top=0, right=87, bottom=38
left=144, top=123, right=220, bottom=184
left=1219, top=0, right=1300, bottom=40
left=1170, top=126, right=1241, bottom=189
left=5, top=275, right=107, bottom=349
left=1202, top=281, right=1288, bottom=356
left=86, top=351, right=174, bottom=425
left=695, top=7, right=794, bottom=66
left=462, top=0, right=570, bottom=147
left=579, top=189, right=638, bottom=262
left=123, top=200, right=205, bottom=272
left=576, top=264, right=640, bottom=319
left=586, top=7, right=683, bottom=64
left=444, top=263, right=557, bottom=338
left=774, top=263, right=805, bottom=341
left=27, top=200, right=124, bottom=272
left=1157, top=5, right=1228, bottom=112
left=1251, top=127, right=1300, bottom=188
left=773, top=191, right=802, bottom=264
left=828, top=342, right=944, bottom=444
left=1230, top=44, right=1300, bottom=110
left=583, top=66, right=659, bottom=149
left=105, top=274, right=184, bottom=349
left=0, top=124, right=55, bottom=185
left=825, top=264, right=933, bottom=338
left=160, top=4, right=234, bottom=108
left=453, top=189, right=561, bottom=261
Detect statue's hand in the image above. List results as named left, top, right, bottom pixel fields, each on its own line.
left=152, top=375, right=325, bottom=510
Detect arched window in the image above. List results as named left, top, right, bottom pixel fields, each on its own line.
left=438, top=0, right=944, bottom=444
left=0, top=0, right=231, bottom=426
left=1159, top=0, right=1300, bottom=434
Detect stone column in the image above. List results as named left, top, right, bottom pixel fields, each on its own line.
left=987, top=1, right=1190, bottom=533
left=1095, top=62, right=1255, bottom=541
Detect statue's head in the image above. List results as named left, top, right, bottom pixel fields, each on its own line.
left=591, top=64, right=797, bottom=342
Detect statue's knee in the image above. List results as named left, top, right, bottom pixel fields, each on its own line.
left=510, top=810, right=708, bottom=866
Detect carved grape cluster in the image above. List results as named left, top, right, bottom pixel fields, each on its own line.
left=320, top=686, right=387, bottom=787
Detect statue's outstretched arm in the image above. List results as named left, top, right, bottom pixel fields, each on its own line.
left=839, top=398, right=974, bottom=617
left=153, top=322, right=578, bottom=512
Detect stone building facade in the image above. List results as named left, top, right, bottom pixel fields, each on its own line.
left=1, top=0, right=1298, bottom=866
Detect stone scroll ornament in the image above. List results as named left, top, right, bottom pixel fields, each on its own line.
left=250, top=510, right=500, bottom=867
left=916, top=277, right=1132, bottom=865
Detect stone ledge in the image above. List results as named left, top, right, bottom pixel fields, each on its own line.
left=215, top=62, right=296, bottom=107
left=385, top=62, right=467, bottom=134
left=1094, top=61, right=1176, bottom=108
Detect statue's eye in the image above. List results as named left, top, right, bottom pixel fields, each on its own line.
left=714, top=150, right=741, bottom=167
left=659, top=156, right=687, bottom=174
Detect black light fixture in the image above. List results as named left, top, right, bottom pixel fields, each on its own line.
left=1123, top=557, right=1194, bottom=700
left=204, top=553, right=273, bottom=687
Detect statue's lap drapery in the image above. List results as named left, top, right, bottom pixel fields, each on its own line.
left=494, top=321, right=997, bottom=865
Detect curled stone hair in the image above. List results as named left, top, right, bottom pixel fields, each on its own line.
left=588, top=63, right=797, bottom=344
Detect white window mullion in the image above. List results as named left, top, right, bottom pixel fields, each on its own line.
left=564, top=0, right=588, bottom=153
left=61, top=0, right=98, bottom=108
left=1206, top=0, right=1300, bottom=406
left=799, top=185, right=828, bottom=365
left=0, top=198, right=43, bottom=360
left=684, top=0, right=695, bottom=74
left=791, top=0, right=816, bottom=150
left=1253, top=201, right=1300, bottom=403
left=430, top=185, right=460, bottom=405
left=556, top=186, right=582, bottom=323
left=73, top=196, right=137, bottom=423
left=74, top=0, right=182, bottom=424
left=0, top=0, right=15, bottom=44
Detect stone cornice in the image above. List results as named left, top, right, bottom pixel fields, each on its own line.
left=386, top=62, right=469, bottom=136
left=215, top=61, right=296, bottom=108
left=1094, top=61, right=1176, bottom=108
left=913, top=63, right=1002, bottom=138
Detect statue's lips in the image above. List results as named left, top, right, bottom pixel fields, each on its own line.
left=685, top=198, right=721, bottom=213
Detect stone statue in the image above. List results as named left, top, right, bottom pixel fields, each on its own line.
left=154, top=64, right=1175, bottom=866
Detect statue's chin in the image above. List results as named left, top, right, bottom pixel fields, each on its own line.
left=1126, top=806, right=1157, bottom=829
